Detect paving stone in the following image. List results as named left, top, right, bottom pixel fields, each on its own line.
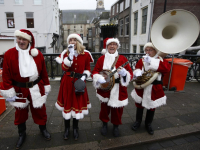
left=172, top=137, right=187, bottom=145
left=147, top=142, right=163, bottom=150
left=159, top=140, right=175, bottom=148
left=183, top=135, right=200, bottom=143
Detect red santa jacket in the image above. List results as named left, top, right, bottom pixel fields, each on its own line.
left=92, top=54, right=133, bottom=108
left=131, top=56, right=171, bottom=109
left=0, top=47, right=51, bottom=108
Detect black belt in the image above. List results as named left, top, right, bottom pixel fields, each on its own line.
left=12, top=77, right=41, bottom=88
left=152, top=80, right=163, bottom=85
left=65, top=72, right=83, bottom=79
left=115, top=78, right=120, bottom=83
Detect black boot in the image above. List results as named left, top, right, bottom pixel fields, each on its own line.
left=63, top=119, right=70, bottom=140
left=145, top=110, right=155, bottom=135
left=73, top=118, right=79, bottom=140
left=113, top=124, right=119, bottom=137
left=39, top=124, right=51, bottom=140
left=16, top=122, right=26, bottom=150
left=132, top=107, right=144, bottom=131
left=101, top=122, right=108, bottom=136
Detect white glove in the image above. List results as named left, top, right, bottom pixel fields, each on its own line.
left=45, top=92, right=49, bottom=96
left=143, top=55, right=151, bottom=63
left=68, top=44, right=74, bottom=60
left=81, top=75, right=86, bottom=81
left=118, top=67, right=127, bottom=77
left=134, top=70, right=142, bottom=77
left=97, top=76, right=106, bottom=84
left=6, top=96, right=19, bottom=102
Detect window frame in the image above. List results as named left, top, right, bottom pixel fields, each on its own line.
left=26, top=12, right=34, bottom=28
left=15, top=0, right=23, bottom=5
left=6, top=12, right=15, bottom=28
left=125, top=0, right=130, bottom=9
left=134, top=11, right=138, bottom=35
left=141, top=7, right=148, bottom=34
left=120, top=1, right=124, bottom=12
left=140, top=45, right=144, bottom=53
left=125, top=16, right=129, bottom=36
left=119, top=19, right=124, bottom=36
left=33, top=0, right=42, bottom=5
left=0, top=0, right=4, bottom=4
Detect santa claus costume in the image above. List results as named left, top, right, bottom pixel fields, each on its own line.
left=92, top=38, right=133, bottom=137
left=55, top=33, right=93, bottom=140
left=131, top=42, right=171, bottom=135
left=0, top=29, right=51, bottom=149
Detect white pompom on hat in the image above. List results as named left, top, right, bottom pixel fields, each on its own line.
left=67, top=33, right=83, bottom=45
left=144, top=42, right=158, bottom=53
left=101, top=38, right=120, bottom=55
left=14, top=29, right=38, bottom=57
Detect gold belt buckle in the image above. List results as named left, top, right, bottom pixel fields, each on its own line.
left=26, top=82, right=34, bottom=88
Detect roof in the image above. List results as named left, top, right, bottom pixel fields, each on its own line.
left=62, top=9, right=109, bottom=24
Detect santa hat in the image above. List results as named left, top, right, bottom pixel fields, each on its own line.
left=14, top=29, right=38, bottom=57
left=101, top=38, right=120, bottom=55
left=67, top=33, right=83, bottom=45
left=144, top=42, right=158, bottom=53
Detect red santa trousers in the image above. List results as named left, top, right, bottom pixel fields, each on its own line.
left=14, top=94, right=47, bottom=125
left=99, top=102, right=123, bottom=125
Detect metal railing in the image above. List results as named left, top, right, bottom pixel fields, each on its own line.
left=44, top=53, right=200, bottom=80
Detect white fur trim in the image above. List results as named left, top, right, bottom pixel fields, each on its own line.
left=56, top=50, right=67, bottom=64
left=55, top=57, right=62, bottom=64
left=131, top=89, right=142, bottom=104
left=106, top=38, right=120, bottom=49
left=83, top=70, right=91, bottom=78
left=92, top=74, right=104, bottom=89
left=87, top=103, right=91, bottom=109
left=0, top=87, right=16, bottom=99
left=101, top=49, right=107, bottom=55
left=55, top=102, right=64, bottom=111
left=108, top=84, right=128, bottom=108
left=96, top=93, right=109, bottom=103
left=120, top=71, right=131, bottom=87
left=44, top=85, right=51, bottom=93
left=29, top=84, right=46, bottom=108
left=64, top=57, right=73, bottom=67
left=31, top=48, right=38, bottom=57
left=10, top=100, right=29, bottom=109
left=14, top=30, right=32, bottom=42
left=144, top=58, right=160, bottom=71
left=144, top=42, right=158, bottom=53
left=84, top=50, right=94, bottom=62
left=67, top=33, right=83, bottom=45
left=131, top=85, right=167, bottom=109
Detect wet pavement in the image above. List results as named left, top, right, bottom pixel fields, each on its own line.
left=0, top=80, right=200, bottom=150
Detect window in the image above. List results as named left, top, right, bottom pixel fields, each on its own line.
left=116, top=4, right=118, bottom=13
left=6, top=13, right=15, bottom=28
left=112, top=5, right=115, bottom=15
left=119, top=19, right=123, bottom=36
left=142, top=7, right=148, bottom=34
left=88, top=39, right=92, bottom=48
left=34, top=0, right=42, bottom=5
left=15, top=0, right=23, bottom=5
left=120, top=2, right=124, bottom=12
left=0, top=0, right=4, bottom=4
left=134, top=12, right=138, bottom=35
left=126, top=43, right=129, bottom=53
left=140, top=45, right=144, bottom=53
left=122, top=43, right=125, bottom=53
left=135, top=0, right=139, bottom=3
left=133, top=45, right=137, bottom=53
left=88, top=30, right=92, bottom=37
left=125, top=16, right=129, bottom=36
left=125, top=0, right=130, bottom=9
left=26, top=12, right=34, bottom=28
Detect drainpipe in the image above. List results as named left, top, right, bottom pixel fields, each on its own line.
left=129, top=0, right=133, bottom=53
left=147, top=0, right=154, bottom=42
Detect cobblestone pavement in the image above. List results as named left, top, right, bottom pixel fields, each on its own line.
left=0, top=80, right=200, bottom=150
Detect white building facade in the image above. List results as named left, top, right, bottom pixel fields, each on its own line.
left=130, top=0, right=154, bottom=53
left=0, top=0, right=59, bottom=54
